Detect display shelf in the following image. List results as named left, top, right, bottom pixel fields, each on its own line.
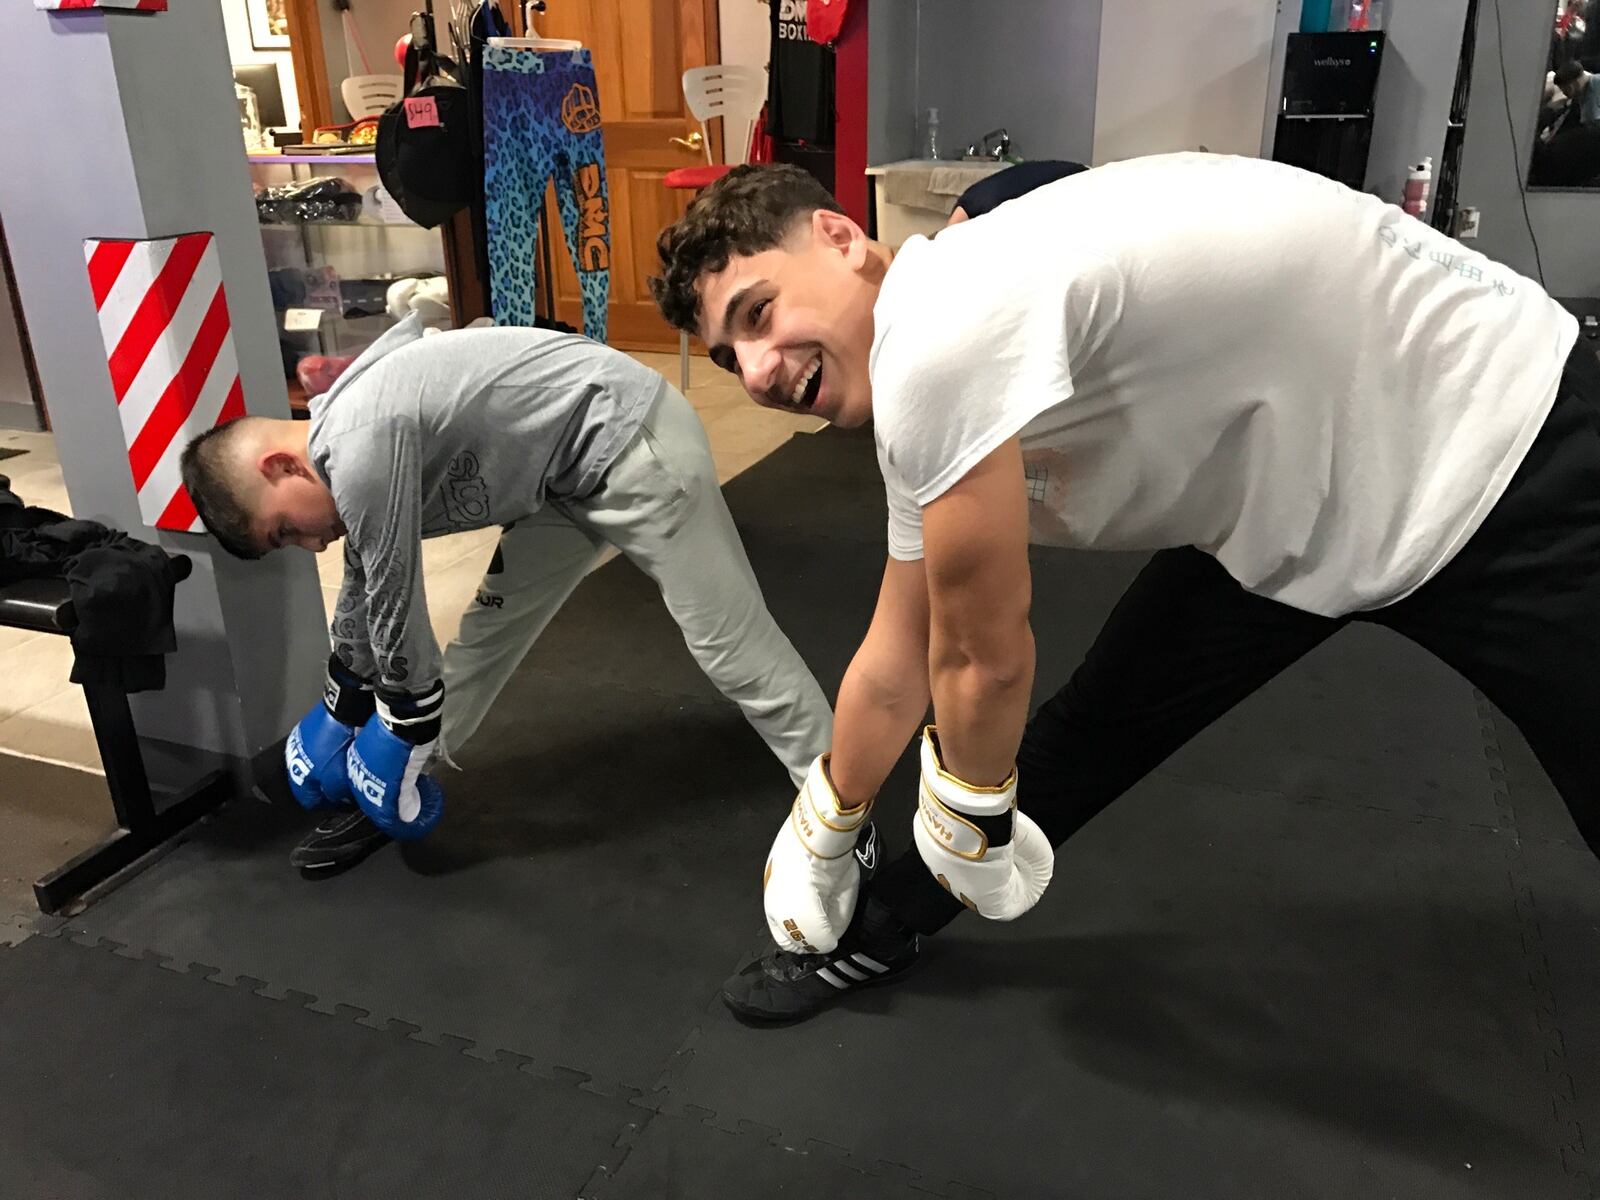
left=248, top=152, right=378, bottom=165
left=259, top=220, right=430, bottom=230
left=249, top=153, right=456, bottom=419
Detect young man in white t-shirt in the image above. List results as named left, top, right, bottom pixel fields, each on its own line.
left=651, top=154, right=1589, bottom=1023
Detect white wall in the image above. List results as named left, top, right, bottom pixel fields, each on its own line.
left=220, top=0, right=300, bottom=130
left=1364, top=0, right=1470, bottom=203
left=0, top=272, right=40, bottom=432
left=868, top=0, right=918, bottom=162
left=344, top=0, right=413, bottom=78
left=869, top=0, right=1101, bottom=166
left=1093, top=0, right=1279, bottom=162
left=721, top=0, right=771, bottom=73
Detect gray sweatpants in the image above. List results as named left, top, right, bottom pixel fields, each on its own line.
left=438, top=385, right=832, bottom=787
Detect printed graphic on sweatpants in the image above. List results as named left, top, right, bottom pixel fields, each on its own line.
left=483, top=46, right=612, bottom=342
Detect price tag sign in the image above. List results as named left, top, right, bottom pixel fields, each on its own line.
left=404, top=96, right=441, bottom=129
left=284, top=307, right=323, bottom=333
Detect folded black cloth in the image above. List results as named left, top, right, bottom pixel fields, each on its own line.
left=0, top=485, right=183, bottom=693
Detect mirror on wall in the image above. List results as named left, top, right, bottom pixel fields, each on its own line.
left=1529, top=1, right=1600, bottom=187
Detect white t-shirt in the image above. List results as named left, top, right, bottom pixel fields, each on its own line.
left=871, top=153, right=1577, bottom=617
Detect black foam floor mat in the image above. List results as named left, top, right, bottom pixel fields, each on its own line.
left=53, top=685, right=792, bottom=1091
left=16, top=425, right=1600, bottom=1198
left=0, top=934, right=637, bottom=1200
left=591, top=1116, right=984, bottom=1200
left=674, top=775, right=1584, bottom=1199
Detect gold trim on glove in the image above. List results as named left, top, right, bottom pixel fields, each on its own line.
left=808, top=755, right=873, bottom=834
left=790, top=753, right=873, bottom=859
left=918, top=780, right=1004, bottom=862
left=934, top=874, right=977, bottom=911
left=922, top=726, right=1017, bottom=793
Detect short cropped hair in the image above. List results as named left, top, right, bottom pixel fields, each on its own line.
left=1555, top=60, right=1586, bottom=87
left=649, top=163, right=843, bottom=334
left=179, top=420, right=262, bottom=560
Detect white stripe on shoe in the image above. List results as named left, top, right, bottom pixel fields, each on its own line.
left=815, top=967, right=851, bottom=990
left=816, top=950, right=895, bottom=991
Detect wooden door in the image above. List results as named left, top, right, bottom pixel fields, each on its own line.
left=533, top=0, right=719, bottom=351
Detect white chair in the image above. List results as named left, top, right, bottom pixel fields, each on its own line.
left=341, top=74, right=404, bottom=120
left=681, top=64, right=766, bottom=169
left=665, top=64, right=768, bottom=391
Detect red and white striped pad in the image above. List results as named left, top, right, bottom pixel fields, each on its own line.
left=84, top=233, right=245, bottom=532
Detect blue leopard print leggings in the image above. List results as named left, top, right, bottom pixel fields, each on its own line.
left=483, top=46, right=612, bottom=342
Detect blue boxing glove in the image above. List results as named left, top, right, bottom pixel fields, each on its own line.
left=284, top=655, right=375, bottom=811
left=347, top=684, right=446, bottom=841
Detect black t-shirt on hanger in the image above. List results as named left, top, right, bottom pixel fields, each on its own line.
left=769, top=0, right=834, bottom=147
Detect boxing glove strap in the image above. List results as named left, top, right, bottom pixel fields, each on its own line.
left=323, top=654, right=376, bottom=726
left=923, top=727, right=1017, bottom=797
left=790, top=754, right=872, bottom=859
left=376, top=683, right=444, bottom=745
left=917, top=783, right=1015, bottom=861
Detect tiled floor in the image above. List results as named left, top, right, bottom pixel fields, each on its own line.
left=0, top=351, right=821, bottom=777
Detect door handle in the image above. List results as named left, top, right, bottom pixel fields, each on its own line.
left=669, top=130, right=704, bottom=152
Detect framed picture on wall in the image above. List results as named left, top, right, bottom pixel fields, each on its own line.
left=246, top=0, right=290, bottom=50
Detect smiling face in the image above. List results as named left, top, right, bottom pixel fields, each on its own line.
left=696, top=209, right=886, bottom=430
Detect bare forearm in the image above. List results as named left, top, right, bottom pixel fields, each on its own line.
left=929, top=621, right=1034, bottom=785
left=919, top=438, right=1035, bottom=786
left=827, top=654, right=931, bottom=809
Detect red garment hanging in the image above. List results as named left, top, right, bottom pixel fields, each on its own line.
left=807, top=0, right=848, bottom=45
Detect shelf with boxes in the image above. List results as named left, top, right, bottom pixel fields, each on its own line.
left=247, top=153, right=457, bottom=414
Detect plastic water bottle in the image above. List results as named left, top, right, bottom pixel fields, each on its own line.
left=923, top=107, right=940, bottom=160
left=1402, top=157, right=1432, bottom=218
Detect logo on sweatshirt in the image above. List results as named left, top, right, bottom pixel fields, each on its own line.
left=442, top=452, right=491, bottom=527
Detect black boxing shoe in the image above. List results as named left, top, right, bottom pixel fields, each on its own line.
left=721, top=890, right=921, bottom=1025
left=290, top=809, right=390, bottom=876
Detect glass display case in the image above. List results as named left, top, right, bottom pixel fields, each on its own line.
left=247, top=153, right=457, bottom=413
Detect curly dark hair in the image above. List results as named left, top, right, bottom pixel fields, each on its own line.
left=650, top=163, right=843, bottom=334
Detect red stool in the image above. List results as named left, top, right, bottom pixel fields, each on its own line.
left=663, top=64, right=768, bottom=391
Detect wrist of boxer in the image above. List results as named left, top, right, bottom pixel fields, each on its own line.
left=323, top=654, right=376, bottom=727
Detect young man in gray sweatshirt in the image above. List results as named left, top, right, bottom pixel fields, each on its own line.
left=180, top=314, right=833, bottom=872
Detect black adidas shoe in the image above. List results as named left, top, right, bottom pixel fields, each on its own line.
left=721, top=892, right=921, bottom=1024
left=290, top=809, right=390, bottom=876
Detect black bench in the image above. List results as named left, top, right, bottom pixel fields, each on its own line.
left=0, top=498, right=232, bottom=914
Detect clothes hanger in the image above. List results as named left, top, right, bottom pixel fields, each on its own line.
left=487, top=0, right=583, bottom=50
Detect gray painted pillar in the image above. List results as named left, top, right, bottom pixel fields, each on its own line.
left=1364, top=0, right=1469, bottom=203
left=0, top=2, right=326, bottom=761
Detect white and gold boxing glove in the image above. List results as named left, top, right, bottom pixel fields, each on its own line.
left=913, top=726, right=1053, bottom=919
left=763, top=753, right=873, bottom=954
